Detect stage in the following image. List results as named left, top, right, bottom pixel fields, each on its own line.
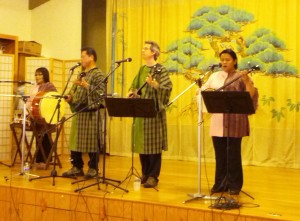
left=0, top=155, right=299, bottom=221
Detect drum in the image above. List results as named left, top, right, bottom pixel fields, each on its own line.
left=31, top=91, right=66, bottom=124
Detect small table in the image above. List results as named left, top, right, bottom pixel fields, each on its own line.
left=10, top=122, right=34, bottom=166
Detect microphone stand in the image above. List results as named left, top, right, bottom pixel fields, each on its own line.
left=19, top=95, right=35, bottom=176
left=167, top=69, right=211, bottom=107
left=0, top=80, right=34, bottom=85
left=71, top=63, right=128, bottom=193
left=0, top=94, right=30, bottom=170
left=165, top=67, right=219, bottom=203
left=0, top=94, right=39, bottom=177
left=29, top=67, right=78, bottom=185
left=0, top=80, right=36, bottom=175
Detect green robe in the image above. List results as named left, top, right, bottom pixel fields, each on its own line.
left=130, top=64, right=172, bottom=154
left=68, top=67, right=105, bottom=152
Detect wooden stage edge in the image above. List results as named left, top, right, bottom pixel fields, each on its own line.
left=0, top=155, right=299, bottom=221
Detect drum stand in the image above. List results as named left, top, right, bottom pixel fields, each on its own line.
left=29, top=64, right=81, bottom=185
left=29, top=97, right=75, bottom=185
left=0, top=162, right=11, bottom=167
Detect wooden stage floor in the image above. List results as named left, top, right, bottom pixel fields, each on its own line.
left=0, top=154, right=299, bottom=221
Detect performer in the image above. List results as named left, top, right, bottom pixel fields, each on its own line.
left=62, top=47, right=105, bottom=178
left=201, top=49, right=258, bottom=195
left=128, top=41, right=172, bottom=188
left=26, top=67, right=57, bottom=169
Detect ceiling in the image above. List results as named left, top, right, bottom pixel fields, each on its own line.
left=29, top=0, right=50, bottom=10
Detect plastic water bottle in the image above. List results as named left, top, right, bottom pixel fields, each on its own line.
left=24, top=162, right=30, bottom=179
left=133, top=177, right=141, bottom=191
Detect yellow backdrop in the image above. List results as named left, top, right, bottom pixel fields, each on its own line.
left=106, top=0, right=300, bottom=168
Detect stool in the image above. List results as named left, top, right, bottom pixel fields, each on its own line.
left=10, top=122, right=34, bottom=166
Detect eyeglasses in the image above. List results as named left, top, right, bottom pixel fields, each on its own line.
left=34, top=73, right=43, bottom=76
left=142, top=47, right=151, bottom=50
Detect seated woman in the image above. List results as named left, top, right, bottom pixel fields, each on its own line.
left=26, top=67, right=57, bottom=169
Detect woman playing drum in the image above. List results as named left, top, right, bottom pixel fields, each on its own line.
left=26, top=67, right=57, bottom=169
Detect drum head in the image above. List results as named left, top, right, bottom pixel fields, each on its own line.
left=39, top=91, right=66, bottom=124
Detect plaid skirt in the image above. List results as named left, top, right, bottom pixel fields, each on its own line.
left=69, top=110, right=101, bottom=153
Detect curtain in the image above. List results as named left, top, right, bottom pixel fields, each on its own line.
left=106, top=0, right=300, bottom=168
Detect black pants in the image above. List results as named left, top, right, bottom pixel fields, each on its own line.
left=36, top=134, right=51, bottom=163
left=139, top=153, right=162, bottom=180
left=70, top=151, right=99, bottom=169
left=212, top=136, right=243, bottom=191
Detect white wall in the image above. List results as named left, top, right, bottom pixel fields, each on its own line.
left=31, top=0, right=82, bottom=59
left=0, top=0, right=31, bottom=40
left=0, top=0, right=82, bottom=60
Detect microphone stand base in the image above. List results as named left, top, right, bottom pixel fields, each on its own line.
left=29, top=168, right=76, bottom=186
left=73, top=176, right=128, bottom=193
left=183, top=192, right=218, bottom=204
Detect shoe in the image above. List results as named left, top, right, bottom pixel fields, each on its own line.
left=144, top=177, right=158, bottom=188
left=35, top=162, right=46, bottom=170
left=85, top=168, right=97, bottom=179
left=141, top=175, right=148, bottom=184
left=210, top=185, right=227, bottom=194
left=62, top=166, right=84, bottom=177
left=229, top=189, right=240, bottom=195
left=211, top=187, right=223, bottom=194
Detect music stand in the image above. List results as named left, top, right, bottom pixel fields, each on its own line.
left=105, top=97, right=156, bottom=190
left=201, top=91, right=255, bottom=208
left=201, top=91, right=255, bottom=115
left=105, top=97, right=156, bottom=118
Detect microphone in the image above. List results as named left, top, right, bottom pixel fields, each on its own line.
left=115, top=58, right=132, bottom=64
left=18, top=81, right=35, bottom=85
left=51, top=95, right=69, bottom=99
left=70, top=62, right=81, bottom=70
left=209, top=63, right=221, bottom=69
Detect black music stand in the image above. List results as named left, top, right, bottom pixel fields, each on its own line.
left=105, top=97, right=156, bottom=118
left=201, top=91, right=255, bottom=208
left=201, top=91, right=255, bottom=115
left=105, top=97, right=156, bottom=190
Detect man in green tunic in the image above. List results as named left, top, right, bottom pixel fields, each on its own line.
left=128, top=41, right=172, bottom=188
left=62, top=47, right=105, bottom=178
